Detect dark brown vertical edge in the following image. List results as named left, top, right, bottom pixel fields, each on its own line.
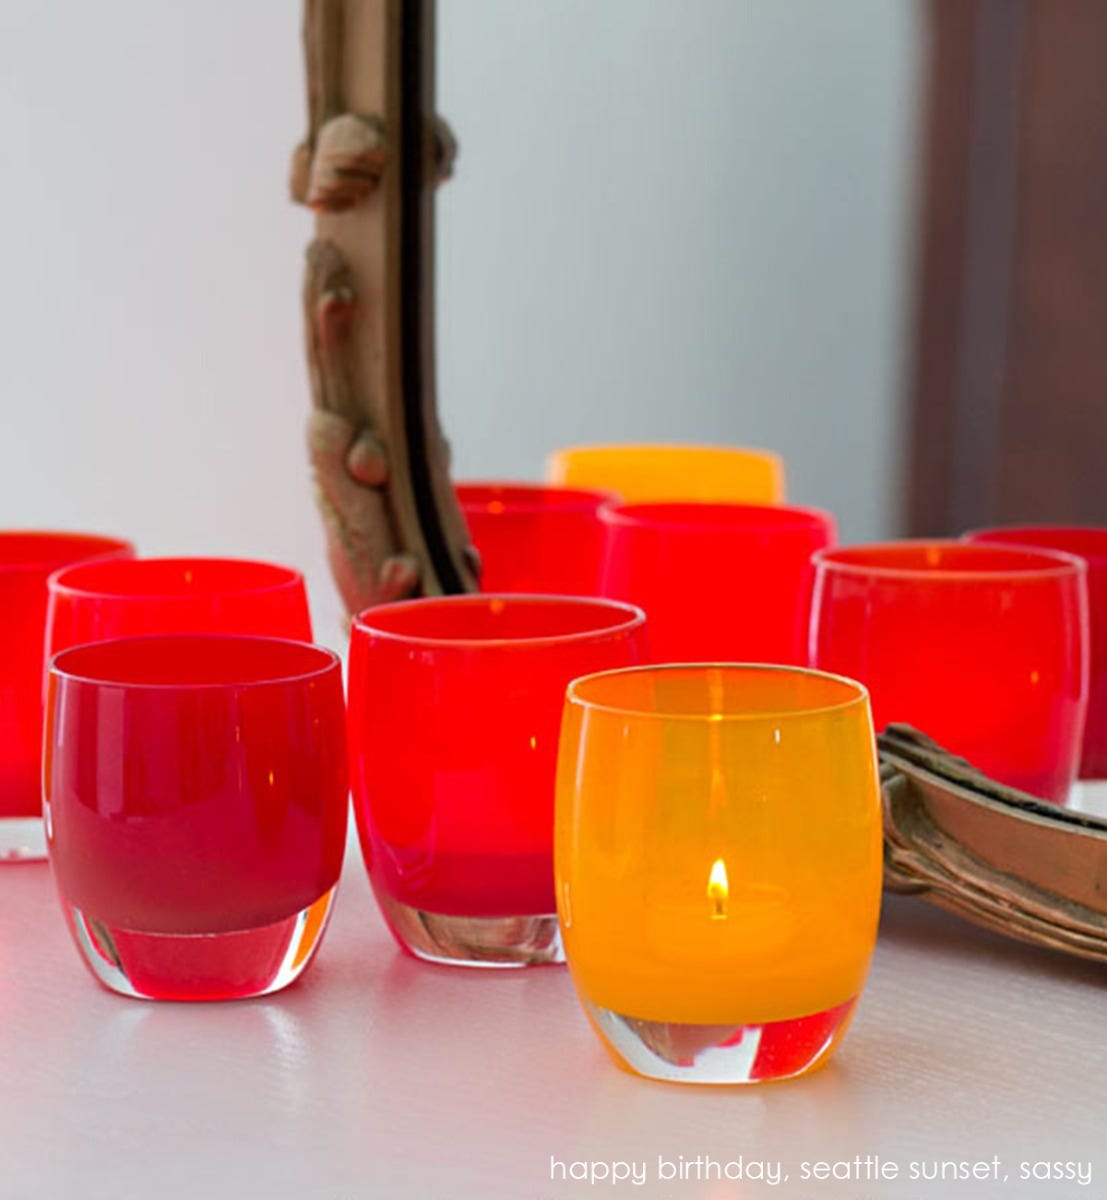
left=907, top=0, right=1107, bottom=533
left=905, top=0, right=978, bottom=536
left=398, top=0, right=467, bottom=592
left=946, top=0, right=1025, bottom=533
left=997, top=1, right=1107, bottom=524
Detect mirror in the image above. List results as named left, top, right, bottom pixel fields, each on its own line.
left=436, top=1, right=919, bottom=546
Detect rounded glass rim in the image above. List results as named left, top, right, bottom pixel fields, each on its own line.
left=600, top=500, right=833, bottom=533
left=352, top=593, right=646, bottom=648
left=965, top=525, right=1107, bottom=565
left=812, top=539, right=1086, bottom=582
left=548, top=442, right=782, bottom=464
left=565, top=662, right=870, bottom=723
left=49, top=634, right=339, bottom=690
left=46, top=556, right=305, bottom=600
left=455, top=481, right=617, bottom=513
left=0, top=531, right=133, bottom=574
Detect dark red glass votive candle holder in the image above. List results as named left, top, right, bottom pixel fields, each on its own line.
left=598, top=502, right=836, bottom=664
left=46, top=556, right=312, bottom=658
left=456, top=482, right=617, bottom=596
left=965, top=527, right=1107, bottom=780
left=45, top=635, right=348, bottom=1001
left=0, top=531, right=134, bottom=860
left=810, top=541, right=1088, bottom=802
left=347, top=594, right=647, bottom=967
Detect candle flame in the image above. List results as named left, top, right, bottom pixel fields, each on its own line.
left=708, top=857, right=728, bottom=919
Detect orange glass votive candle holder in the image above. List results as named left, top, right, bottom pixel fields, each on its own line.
left=546, top=444, right=785, bottom=505
left=555, top=664, right=882, bottom=1085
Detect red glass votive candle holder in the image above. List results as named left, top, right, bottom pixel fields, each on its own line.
left=0, top=531, right=134, bottom=861
left=598, top=502, right=836, bottom=665
left=456, top=482, right=617, bottom=596
left=348, top=594, right=647, bottom=967
left=810, top=541, right=1088, bottom=802
left=45, top=635, right=348, bottom=1001
left=46, top=556, right=312, bottom=657
left=965, top=527, right=1107, bottom=781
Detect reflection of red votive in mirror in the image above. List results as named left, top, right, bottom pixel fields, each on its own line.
left=599, top=502, right=836, bottom=665
left=810, top=540, right=1089, bottom=802
left=456, top=482, right=616, bottom=597
left=965, top=527, right=1107, bottom=780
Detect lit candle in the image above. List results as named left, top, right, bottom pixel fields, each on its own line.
left=557, top=664, right=883, bottom=1034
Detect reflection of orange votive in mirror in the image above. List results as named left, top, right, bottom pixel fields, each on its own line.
left=555, top=663, right=882, bottom=1084
left=545, top=443, right=786, bottom=505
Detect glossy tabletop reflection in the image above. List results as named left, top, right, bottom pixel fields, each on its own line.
left=2, top=804, right=1105, bottom=1200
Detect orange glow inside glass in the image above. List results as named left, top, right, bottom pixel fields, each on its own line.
left=555, top=665, right=882, bottom=1083
left=545, top=443, right=786, bottom=505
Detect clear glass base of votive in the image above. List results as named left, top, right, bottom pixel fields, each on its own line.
left=0, top=817, right=47, bottom=862
left=375, top=891, right=564, bottom=967
left=586, top=996, right=857, bottom=1084
left=63, top=886, right=337, bottom=1001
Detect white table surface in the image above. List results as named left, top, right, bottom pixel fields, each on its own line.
left=2, top=810, right=1105, bottom=1200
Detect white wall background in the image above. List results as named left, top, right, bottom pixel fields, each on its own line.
left=0, top=1, right=919, bottom=641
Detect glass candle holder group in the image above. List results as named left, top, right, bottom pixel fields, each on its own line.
left=7, top=469, right=1103, bottom=1089
left=0, top=536, right=339, bottom=1000
left=34, top=552, right=338, bottom=1000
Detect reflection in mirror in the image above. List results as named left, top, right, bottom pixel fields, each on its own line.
left=437, top=1, right=919, bottom=543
